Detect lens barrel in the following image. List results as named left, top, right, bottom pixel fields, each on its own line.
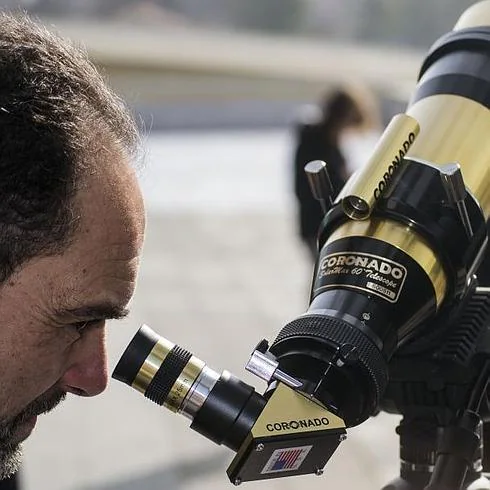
left=112, top=325, right=266, bottom=451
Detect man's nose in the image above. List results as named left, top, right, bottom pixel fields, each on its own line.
left=60, top=326, right=108, bottom=397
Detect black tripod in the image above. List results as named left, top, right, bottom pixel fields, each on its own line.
left=382, top=415, right=490, bottom=490
left=380, top=286, right=490, bottom=490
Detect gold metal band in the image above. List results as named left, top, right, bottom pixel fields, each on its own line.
left=131, top=337, right=175, bottom=394
left=326, top=218, right=447, bottom=307
left=164, top=356, right=206, bottom=412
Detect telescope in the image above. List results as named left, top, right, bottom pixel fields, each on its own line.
left=113, top=2, right=490, bottom=489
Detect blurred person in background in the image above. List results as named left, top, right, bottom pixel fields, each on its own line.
left=0, top=11, right=145, bottom=488
left=293, top=85, right=381, bottom=261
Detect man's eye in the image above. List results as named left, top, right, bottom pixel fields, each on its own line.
left=72, top=319, right=101, bottom=334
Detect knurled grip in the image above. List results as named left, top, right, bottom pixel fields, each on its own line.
left=270, top=314, right=388, bottom=403
left=145, top=345, right=192, bottom=405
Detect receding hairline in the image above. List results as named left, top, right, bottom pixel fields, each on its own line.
left=0, top=10, right=142, bottom=159
left=0, top=10, right=143, bottom=281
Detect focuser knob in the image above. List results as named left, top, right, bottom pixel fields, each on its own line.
left=305, top=160, right=335, bottom=213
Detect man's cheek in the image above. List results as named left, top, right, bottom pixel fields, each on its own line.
left=8, top=350, right=67, bottom=415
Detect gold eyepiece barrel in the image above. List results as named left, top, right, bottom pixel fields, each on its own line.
left=112, top=324, right=215, bottom=417
left=337, top=113, right=420, bottom=220
left=112, top=325, right=267, bottom=452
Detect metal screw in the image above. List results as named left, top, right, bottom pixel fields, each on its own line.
left=234, top=477, right=242, bottom=486
left=256, top=443, right=265, bottom=452
left=315, top=468, right=324, bottom=476
left=339, top=434, right=347, bottom=442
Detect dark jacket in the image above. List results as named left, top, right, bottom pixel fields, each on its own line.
left=293, top=123, right=347, bottom=240
left=0, top=474, right=19, bottom=490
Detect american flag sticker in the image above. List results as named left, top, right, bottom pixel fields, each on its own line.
left=261, top=445, right=313, bottom=474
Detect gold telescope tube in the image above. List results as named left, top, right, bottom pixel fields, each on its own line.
left=337, top=114, right=420, bottom=220
left=404, top=1, right=490, bottom=220
left=454, top=0, right=490, bottom=29
left=406, top=96, right=490, bottom=219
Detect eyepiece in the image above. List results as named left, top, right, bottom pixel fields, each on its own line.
left=113, top=324, right=209, bottom=415
left=112, top=325, right=266, bottom=451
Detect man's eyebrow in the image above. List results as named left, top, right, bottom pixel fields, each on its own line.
left=60, top=303, right=130, bottom=321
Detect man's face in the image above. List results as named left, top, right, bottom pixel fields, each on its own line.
left=0, top=149, right=145, bottom=477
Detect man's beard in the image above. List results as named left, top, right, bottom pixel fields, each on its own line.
left=0, top=388, right=66, bottom=479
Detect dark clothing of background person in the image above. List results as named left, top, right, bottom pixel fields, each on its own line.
left=293, top=122, right=348, bottom=260
left=292, top=86, right=380, bottom=261
left=0, top=475, right=19, bottom=490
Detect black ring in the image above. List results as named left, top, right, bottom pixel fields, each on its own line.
left=419, top=27, right=490, bottom=80
left=145, top=345, right=192, bottom=405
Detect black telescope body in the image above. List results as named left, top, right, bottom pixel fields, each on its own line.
left=113, top=2, right=490, bottom=488
left=269, top=7, right=490, bottom=428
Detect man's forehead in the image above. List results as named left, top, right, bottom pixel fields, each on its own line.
left=73, top=153, right=145, bottom=247
left=2, top=152, right=145, bottom=316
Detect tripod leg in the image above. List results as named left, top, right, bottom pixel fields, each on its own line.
left=381, top=417, right=490, bottom=490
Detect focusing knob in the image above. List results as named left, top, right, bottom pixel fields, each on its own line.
left=305, top=160, right=335, bottom=213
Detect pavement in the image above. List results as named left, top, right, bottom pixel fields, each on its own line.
left=19, top=129, right=402, bottom=490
